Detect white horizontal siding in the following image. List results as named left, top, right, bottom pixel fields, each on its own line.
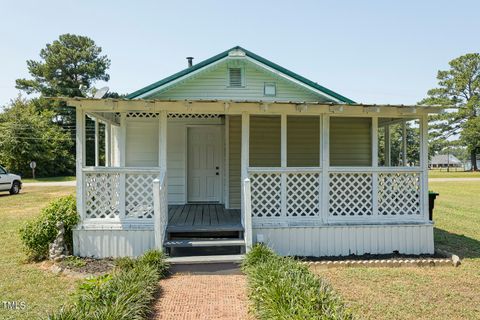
left=125, top=118, right=159, bottom=167
left=151, top=61, right=328, bottom=102
left=253, top=224, right=434, bottom=256
left=73, top=229, right=155, bottom=258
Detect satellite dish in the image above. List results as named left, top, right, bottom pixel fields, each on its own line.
left=93, top=86, right=109, bottom=99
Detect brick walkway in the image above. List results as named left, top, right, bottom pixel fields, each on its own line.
left=152, top=274, right=250, bottom=320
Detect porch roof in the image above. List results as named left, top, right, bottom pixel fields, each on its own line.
left=58, top=97, right=446, bottom=116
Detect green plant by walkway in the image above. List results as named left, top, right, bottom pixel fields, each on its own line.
left=243, top=244, right=353, bottom=320
left=48, top=250, right=169, bottom=320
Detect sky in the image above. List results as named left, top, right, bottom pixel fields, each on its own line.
left=1, top=0, right=479, bottom=107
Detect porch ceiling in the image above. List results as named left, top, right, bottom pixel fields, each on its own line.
left=56, top=97, right=445, bottom=116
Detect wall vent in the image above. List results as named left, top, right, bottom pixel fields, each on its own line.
left=228, top=68, right=243, bottom=87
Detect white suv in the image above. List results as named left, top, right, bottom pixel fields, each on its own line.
left=0, top=165, right=22, bottom=195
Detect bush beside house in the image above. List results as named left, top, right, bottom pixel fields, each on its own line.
left=19, top=195, right=78, bottom=261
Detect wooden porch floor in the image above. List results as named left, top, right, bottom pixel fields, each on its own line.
left=167, top=204, right=242, bottom=232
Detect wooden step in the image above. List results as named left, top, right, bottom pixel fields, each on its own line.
left=164, top=239, right=245, bottom=248
left=167, top=224, right=244, bottom=233
left=167, top=254, right=245, bottom=265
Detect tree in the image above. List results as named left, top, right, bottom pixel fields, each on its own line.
left=16, top=33, right=110, bottom=98
left=13, top=34, right=112, bottom=176
left=0, top=97, right=74, bottom=177
left=420, top=53, right=480, bottom=170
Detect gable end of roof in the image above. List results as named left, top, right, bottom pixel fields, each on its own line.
left=127, top=46, right=355, bottom=103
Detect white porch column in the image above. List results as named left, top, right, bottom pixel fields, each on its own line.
left=159, top=111, right=167, bottom=172
left=241, top=112, right=250, bottom=181
left=75, top=108, right=85, bottom=221
left=105, top=122, right=111, bottom=167
left=420, top=115, right=429, bottom=221
left=280, top=114, right=287, bottom=217
left=385, top=124, right=391, bottom=166
left=241, top=112, right=250, bottom=222
left=371, top=117, right=379, bottom=216
left=321, top=114, right=330, bottom=223
left=118, top=113, right=126, bottom=219
left=94, top=118, right=99, bottom=167
left=402, top=120, right=407, bottom=166
left=119, top=113, right=126, bottom=167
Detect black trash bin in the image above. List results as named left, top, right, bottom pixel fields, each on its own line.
left=428, top=192, right=439, bottom=221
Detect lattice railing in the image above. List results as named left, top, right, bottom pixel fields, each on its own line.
left=249, top=172, right=281, bottom=218
left=328, top=170, right=423, bottom=221
left=247, top=168, right=424, bottom=224
left=378, top=173, right=421, bottom=216
left=329, top=173, right=373, bottom=217
left=287, top=172, right=320, bottom=217
left=125, top=173, right=159, bottom=219
left=83, top=168, right=161, bottom=222
left=249, top=169, right=322, bottom=221
left=85, top=172, right=121, bottom=219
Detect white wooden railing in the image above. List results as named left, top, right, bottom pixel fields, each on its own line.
left=153, top=172, right=168, bottom=250
left=82, top=167, right=161, bottom=223
left=248, top=167, right=425, bottom=224
left=242, top=178, right=253, bottom=252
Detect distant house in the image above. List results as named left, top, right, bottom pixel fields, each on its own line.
left=429, top=154, right=462, bottom=168
left=64, top=46, right=444, bottom=260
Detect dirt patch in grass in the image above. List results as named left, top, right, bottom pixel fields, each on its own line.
left=37, top=257, right=116, bottom=278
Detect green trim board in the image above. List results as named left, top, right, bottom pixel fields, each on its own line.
left=126, top=46, right=355, bottom=103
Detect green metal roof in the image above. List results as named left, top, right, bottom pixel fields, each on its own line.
left=126, top=46, right=355, bottom=103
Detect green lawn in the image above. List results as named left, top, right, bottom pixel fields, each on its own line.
left=316, top=180, right=480, bottom=320
left=21, top=176, right=76, bottom=183
left=428, top=170, right=480, bottom=179
left=0, top=186, right=78, bottom=320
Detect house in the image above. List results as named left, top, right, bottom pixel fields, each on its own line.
left=65, top=46, right=443, bottom=260
left=429, top=154, right=462, bottom=169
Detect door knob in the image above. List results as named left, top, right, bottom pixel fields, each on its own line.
left=216, top=166, right=219, bottom=170
left=216, top=172, right=219, bottom=175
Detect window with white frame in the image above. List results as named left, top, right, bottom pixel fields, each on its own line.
left=264, top=82, right=276, bottom=96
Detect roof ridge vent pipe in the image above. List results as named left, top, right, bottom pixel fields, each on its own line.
left=186, top=57, right=194, bottom=67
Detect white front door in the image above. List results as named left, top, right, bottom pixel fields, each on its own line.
left=187, top=126, right=222, bottom=202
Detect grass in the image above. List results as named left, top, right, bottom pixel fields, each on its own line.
left=0, top=186, right=79, bottom=320
left=315, top=180, right=480, bottom=319
left=428, top=170, right=480, bottom=178
left=21, top=176, right=76, bottom=183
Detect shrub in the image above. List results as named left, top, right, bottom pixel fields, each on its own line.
left=48, top=250, right=169, bottom=320
left=138, top=249, right=169, bottom=276
left=19, top=195, right=78, bottom=260
left=243, top=244, right=353, bottom=320
left=114, top=256, right=136, bottom=271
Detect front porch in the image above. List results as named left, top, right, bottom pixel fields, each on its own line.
left=168, top=204, right=242, bottom=232
left=69, top=98, right=440, bottom=258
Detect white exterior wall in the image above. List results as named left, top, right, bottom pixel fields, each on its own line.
left=73, top=223, right=434, bottom=258
left=123, top=116, right=225, bottom=204
left=253, top=223, right=434, bottom=256
left=73, top=229, right=155, bottom=258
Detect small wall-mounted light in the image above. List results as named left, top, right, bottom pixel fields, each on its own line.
left=264, top=83, right=276, bottom=96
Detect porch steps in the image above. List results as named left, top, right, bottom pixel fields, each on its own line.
left=166, top=225, right=243, bottom=233
left=166, top=254, right=245, bottom=265
left=164, top=238, right=245, bottom=248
